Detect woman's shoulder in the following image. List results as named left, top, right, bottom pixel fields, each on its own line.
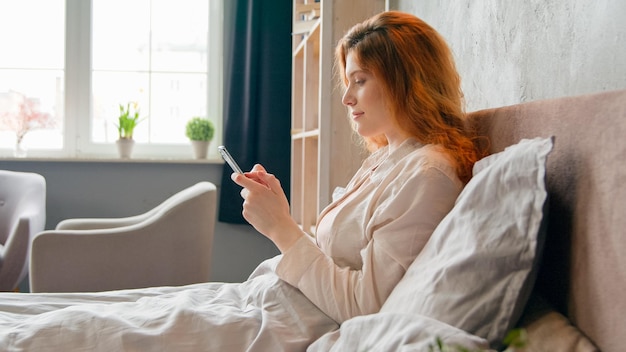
left=355, top=138, right=462, bottom=189
left=389, top=139, right=462, bottom=187
left=398, top=139, right=455, bottom=168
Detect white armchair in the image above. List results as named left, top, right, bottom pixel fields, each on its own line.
left=0, top=170, right=46, bottom=292
left=30, top=181, right=217, bottom=293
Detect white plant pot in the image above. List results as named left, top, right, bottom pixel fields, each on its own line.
left=191, top=140, right=211, bottom=159
left=116, top=138, right=135, bottom=158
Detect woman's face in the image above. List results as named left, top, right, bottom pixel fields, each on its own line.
left=341, top=52, right=407, bottom=147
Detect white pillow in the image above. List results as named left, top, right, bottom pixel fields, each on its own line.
left=380, top=137, right=553, bottom=347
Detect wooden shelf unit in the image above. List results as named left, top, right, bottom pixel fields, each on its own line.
left=290, top=0, right=386, bottom=235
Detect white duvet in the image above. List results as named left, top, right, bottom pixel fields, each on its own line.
left=0, top=257, right=488, bottom=351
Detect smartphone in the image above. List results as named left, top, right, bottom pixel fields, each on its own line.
left=218, top=146, right=244, bottom=174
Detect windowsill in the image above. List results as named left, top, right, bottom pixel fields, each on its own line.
left=0, top=155, right=225, bottom=165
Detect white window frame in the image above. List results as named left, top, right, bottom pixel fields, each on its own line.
left=6, top=0, right=223, bottom=160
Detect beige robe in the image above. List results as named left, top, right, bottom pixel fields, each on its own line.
left=277, top=138, right=463, bottom=323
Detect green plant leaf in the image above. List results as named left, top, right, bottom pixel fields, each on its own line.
left=116, top=102, right=143, bottom=139
left=502, top=328, right=527, bottom=349
left=185, top=117, right=215, bottom=141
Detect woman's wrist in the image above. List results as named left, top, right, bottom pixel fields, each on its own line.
left=271, top=219, right=306, bottom=253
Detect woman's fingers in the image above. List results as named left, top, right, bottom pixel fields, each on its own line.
left=230, top=164, right=303, bottom=252
left=250, top=163, right=266, bottom=172
left=231, top=171, right=268, bottom=191
left=253, top=171, right=283, bottom=194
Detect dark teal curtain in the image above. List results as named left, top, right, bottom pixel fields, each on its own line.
left=219, top=0, right=292, bottom=223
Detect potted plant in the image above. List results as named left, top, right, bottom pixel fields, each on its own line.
left=185, top=117, right=215, bottom=159
left=115, top=102, right=143, bottom=158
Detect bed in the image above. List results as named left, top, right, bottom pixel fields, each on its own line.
left=1, top=89, right=624, bottom=351
left=468, top=88, right=626, bottom=352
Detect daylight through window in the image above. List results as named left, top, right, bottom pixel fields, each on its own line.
left=0, top=0, right=223, bottom=159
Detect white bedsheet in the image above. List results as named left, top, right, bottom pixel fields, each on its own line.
left=0, top=257, right=338, bottom=351
left=0, top=256, right=490, bottom=351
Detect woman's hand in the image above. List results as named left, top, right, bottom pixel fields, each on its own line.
left=231, top=164, right=304, bottom=253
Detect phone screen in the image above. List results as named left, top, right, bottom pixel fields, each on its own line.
left=218, top=146, right=243, bottom=174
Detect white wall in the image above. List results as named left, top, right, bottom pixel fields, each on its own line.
left=389, top=0, right=626, bottom=111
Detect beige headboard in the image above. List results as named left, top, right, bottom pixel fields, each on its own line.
left=468, top=89, right=626, bottom=352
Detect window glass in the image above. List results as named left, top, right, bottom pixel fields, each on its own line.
left=91, top=0, right=209, bottom=145
left=0, top=0, right=65, bottom=151
left=0, top=0, right=221, bottom=159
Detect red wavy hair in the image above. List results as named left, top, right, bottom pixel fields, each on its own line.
left=335, top=11, right=484, bottom=182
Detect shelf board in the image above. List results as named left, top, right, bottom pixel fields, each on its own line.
left=295, top=2, right=320, bottom=17
left=292, top=19, right=321, bottom=55
left=291, top=129, right=320, bottom=139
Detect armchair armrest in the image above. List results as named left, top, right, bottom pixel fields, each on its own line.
left=56, top=214, right=149, bottom=231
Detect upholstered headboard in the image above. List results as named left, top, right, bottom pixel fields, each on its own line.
left=468, top=89, right=626, bottom=352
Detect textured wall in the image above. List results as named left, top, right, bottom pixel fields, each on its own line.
left=389, top=0, right=626, bottom=111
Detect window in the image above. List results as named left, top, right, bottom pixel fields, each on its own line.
left=0, top=0, right=64, bottom=154
left=0, top=0, right=223, bottom=159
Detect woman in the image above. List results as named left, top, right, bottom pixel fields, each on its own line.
left=232, top=10, right=480, bottom=323
left=0, top=11, right=482, bottom=351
